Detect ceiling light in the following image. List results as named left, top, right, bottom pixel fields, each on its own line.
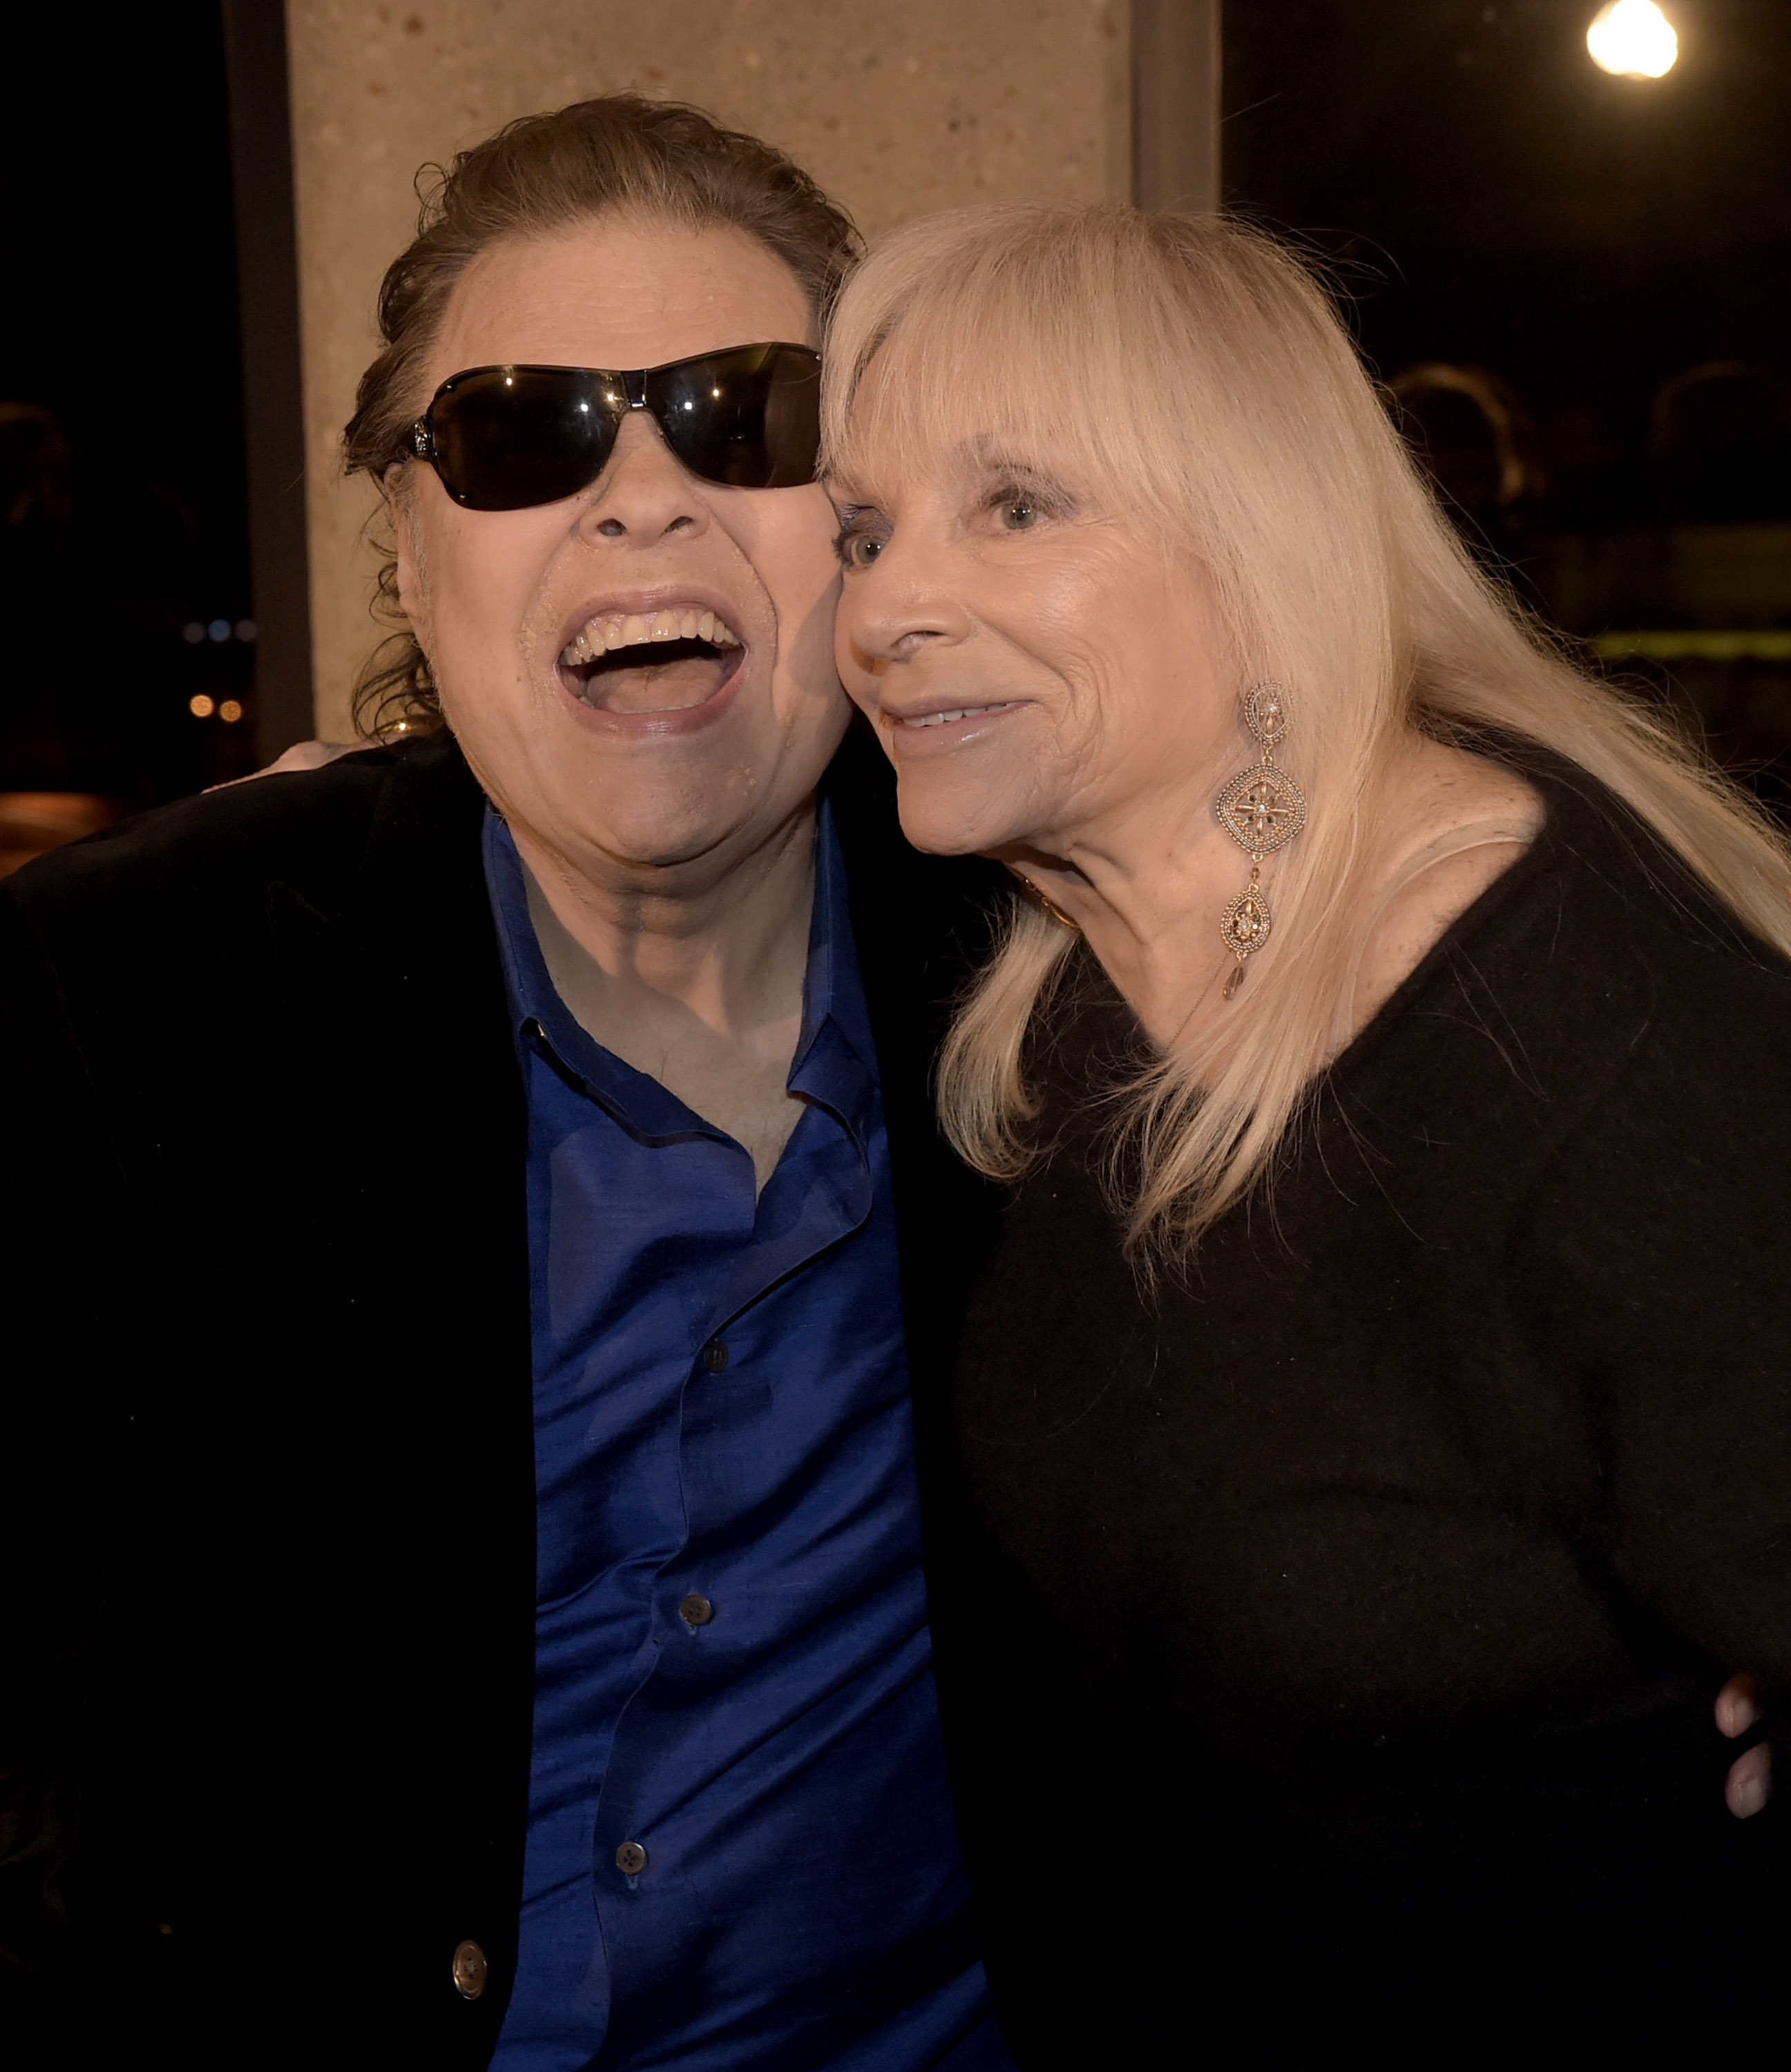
left=1587, top=0, right=1678, bottom=79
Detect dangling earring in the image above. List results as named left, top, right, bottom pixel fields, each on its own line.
left=1214, top=681, right=1305, bottom=999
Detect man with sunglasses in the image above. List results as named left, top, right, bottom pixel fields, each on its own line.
left=0, top=98, right=1010, bottom=2071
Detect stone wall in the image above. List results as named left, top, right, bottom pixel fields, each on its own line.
left=285, top=0, right=1132, bottom=738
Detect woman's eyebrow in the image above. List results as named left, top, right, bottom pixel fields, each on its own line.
left=824, top=457, right=879, bottom=497
left=977, top=460, right=1048, bottom=486
left=961, top=429, right=1049, bottom=469
left=962, top=445, right=1072, bottom=492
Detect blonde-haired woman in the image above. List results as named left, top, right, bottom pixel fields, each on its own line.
left=825, top=205, right=1791, bottom=2064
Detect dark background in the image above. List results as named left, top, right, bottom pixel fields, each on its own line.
left=1, top=2, right=1787, bottom=841
left=1, top=6, right=258, bottom=818
left=1225, top=0, right=1791, bottom=507
left=1223, top=0, right=1791, bottom=796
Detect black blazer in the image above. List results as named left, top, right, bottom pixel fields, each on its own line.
left=0, top=728, right=1004, bottom=2069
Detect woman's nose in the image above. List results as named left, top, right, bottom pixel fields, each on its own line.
left=839, top=540, right=969, bottom=669
left=575, top=413, right=706, bottom=544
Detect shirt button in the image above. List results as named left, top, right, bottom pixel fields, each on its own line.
left=702, top=1339, right=729, bottom=1373
left=615, top=1840, right=648, bottom=1877
left=680, top=1593, right=713, bottom=1627
left=451, top=1939, right=488, bottom=2000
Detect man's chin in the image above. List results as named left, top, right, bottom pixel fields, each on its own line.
left=448, top=681, right=841, bottom=885
left=532, top=765, right=789, bottom=880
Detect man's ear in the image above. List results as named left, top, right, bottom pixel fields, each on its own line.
left=385, top=462, right=423, bottom=625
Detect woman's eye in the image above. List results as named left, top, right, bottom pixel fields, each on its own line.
left=1000, top=499, right=1038, bottom=530
left=836, top=530, right=885, bottom=568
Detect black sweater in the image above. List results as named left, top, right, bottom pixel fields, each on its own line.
left=923, top=753, right=1791, bottom=2066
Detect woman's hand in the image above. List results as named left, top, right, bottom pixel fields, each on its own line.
left=259, top=740, right=364, bottom=776
left=206, top=746, right=367, bottom=792
left=1717, top=1676, right=1772, bottom=1817
left=207, top=740, right=365, bottom=792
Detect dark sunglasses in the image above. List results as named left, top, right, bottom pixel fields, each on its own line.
left=408, top=341, right=822, bottom=511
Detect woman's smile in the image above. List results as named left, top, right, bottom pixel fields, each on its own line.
left=885, top=696, right=1026, bottom=744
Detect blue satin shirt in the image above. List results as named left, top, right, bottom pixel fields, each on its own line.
left=483, top=806, right=1010, bottom=2071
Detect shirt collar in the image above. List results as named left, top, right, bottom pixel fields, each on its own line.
left=482, top=799, right=879, bottom=1151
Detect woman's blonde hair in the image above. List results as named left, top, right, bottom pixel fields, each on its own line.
left=820, top=203, right=1791, bottom=1262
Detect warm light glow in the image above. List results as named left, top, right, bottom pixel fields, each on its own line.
left=189, top=693, right=215, bottom=718
left=219, top=699, right=244, bottom=724
left=1588, top=0, right=1678, bottom=77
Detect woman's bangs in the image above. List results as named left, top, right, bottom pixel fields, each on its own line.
left=828, top=233, right=1149, bottom=517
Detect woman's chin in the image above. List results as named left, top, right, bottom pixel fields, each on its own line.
left=892, top=784, right=1033, bottom=860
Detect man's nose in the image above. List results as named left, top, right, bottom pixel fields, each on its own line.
left=576, top=413, right=705, bottom=544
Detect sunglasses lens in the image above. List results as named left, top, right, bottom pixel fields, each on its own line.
left=652, top=344, right=821, bottom=490
left=428, top=368, right=619, bottom=510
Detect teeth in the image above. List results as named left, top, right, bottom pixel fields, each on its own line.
left=558, top=607, right=743, bottom=666
left=906, top=708, right=977, bottom=728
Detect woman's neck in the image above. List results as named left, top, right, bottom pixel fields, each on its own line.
left=1013, top=734, right=1544, bottom=1055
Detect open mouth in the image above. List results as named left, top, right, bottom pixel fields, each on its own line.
left=558, top=606, right=745, bottom=716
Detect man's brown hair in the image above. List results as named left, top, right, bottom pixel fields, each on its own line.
left=342, top=95, right=860, bottom=736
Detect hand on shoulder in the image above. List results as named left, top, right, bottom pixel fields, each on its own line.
left=208, top=740, right=369, bottom=791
